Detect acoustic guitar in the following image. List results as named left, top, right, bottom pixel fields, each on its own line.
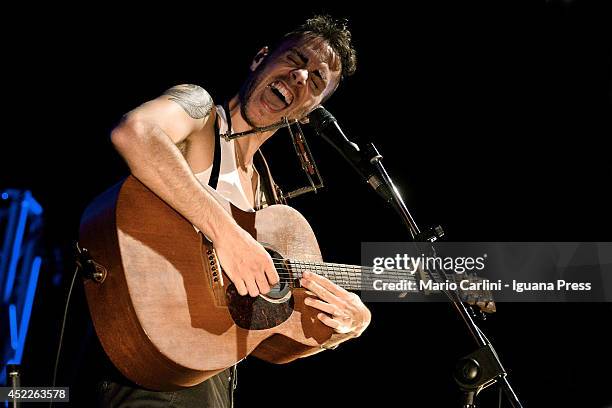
left=79, top=176, right=489, bottom=391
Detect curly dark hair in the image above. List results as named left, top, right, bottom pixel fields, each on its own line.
left=284, top=15, right=357, bottom=80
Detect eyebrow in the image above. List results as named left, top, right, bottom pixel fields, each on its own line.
left=289, top=48, right=308, bottom=64
left=289, top=48, right=328, bottom=82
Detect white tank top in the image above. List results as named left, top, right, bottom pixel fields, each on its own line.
left=194, top=105, right=260, bottom=212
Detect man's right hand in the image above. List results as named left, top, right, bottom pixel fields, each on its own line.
left=213, top=224, right=280, bottom=297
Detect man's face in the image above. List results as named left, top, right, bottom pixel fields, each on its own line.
left=240, top=35, right=342, bottom=128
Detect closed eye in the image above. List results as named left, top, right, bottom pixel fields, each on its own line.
left=313, top=71, right=326, bottom=89
left=287, top=49, right=326, bottom=91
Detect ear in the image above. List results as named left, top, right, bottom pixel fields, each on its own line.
left=250, top=46, right=269, bottom=71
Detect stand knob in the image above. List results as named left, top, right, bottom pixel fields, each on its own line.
left=456, top=357, right=481, bottom=384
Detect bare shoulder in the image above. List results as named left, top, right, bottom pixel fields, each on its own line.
left=162, top=84, right=214, bottom=120
left=159, top=85, right=217, bottom=163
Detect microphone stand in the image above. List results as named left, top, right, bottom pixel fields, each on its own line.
left=362, top=143, right=523, bottom=408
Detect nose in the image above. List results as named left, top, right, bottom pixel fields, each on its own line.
left=290, top=68, right=309, bottom=87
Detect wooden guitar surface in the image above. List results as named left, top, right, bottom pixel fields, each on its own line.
left=79, top=176, right=334, bottom=390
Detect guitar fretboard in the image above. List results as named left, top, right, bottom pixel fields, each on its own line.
left=285, top=259, right=419, bottom=291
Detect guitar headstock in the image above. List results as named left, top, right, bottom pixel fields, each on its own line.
left=459, top=275, right=496, bottom=314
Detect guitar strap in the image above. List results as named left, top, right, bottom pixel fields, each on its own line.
left=207, top=106, right=223, bottom=190
left=253, top=150, right=284, bottom=206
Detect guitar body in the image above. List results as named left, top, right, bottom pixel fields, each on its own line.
left=79, top=176, right=334, bottom=390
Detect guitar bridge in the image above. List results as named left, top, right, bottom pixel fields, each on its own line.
left=204, top=245, right=227, bottom=307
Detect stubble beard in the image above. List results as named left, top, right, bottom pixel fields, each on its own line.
left=238, top=67, right=265, bottom=129
left=238, top=64, right=313, bottom=129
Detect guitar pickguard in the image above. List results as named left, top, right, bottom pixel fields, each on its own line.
left=226, top=284, right=295, bottom=330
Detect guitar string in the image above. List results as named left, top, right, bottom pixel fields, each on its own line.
left=270, top=257, right=411, bottom=272
left=267, top=269, right=418, bottom=281
left=276, top=267, right=414, bottom=278
left=208, top=259, right=482, bottom=293
left=272, top=261, right=449, bottom=278
left=240, top=267, right=419, bottom=283
left=222, top=263, right=461, bottom=291
left=207, top=257, right=422, bottom=279
left=268, top=270, right=417, bottom=279
left=239, top=274, right=480, bottom=293
left=276, top=260, right=448, bottom=282
left=212, top=262, right=419, bottom=288
left=206, top=253, right=421, bottom=276
left=222, top=265, right=419, bottom=290
left=272, top=259, right=421, bottom=276
left=269, top=261, right=433, bottom=279
left=218, top=261, right=434, bottom=281
left=207, top=256, right=451, bottom=289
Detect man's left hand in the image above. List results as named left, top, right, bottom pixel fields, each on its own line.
left=301, top=271, right=371, bottom=338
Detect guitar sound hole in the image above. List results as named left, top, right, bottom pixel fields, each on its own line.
left=226, top=246, right=295, bottom=330
left=263, top=247, right=292, bottom=300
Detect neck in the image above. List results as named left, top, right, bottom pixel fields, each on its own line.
left=227, top=95, right=275, bottom=169
left=286, top=259, right=420, bottom=292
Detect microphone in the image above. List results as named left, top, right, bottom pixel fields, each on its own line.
left=308, top=106, right=392, bottom=202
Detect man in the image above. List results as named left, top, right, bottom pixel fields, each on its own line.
left=99, top=15, right=371, bottom=407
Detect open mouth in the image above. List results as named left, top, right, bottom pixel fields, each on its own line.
left=267, top=80, right=294, bottom=108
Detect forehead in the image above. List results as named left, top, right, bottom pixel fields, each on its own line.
left=276, top=34, right=342, bottom=76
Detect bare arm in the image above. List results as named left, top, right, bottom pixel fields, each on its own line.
left=110, top=84, right=279, bottom=296
left=110, top=85, right=230, bottom=239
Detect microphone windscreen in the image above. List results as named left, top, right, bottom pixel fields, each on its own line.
left=308, top=106, right=336, bottom=131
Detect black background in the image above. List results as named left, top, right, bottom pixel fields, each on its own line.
left=2, top=1, right=611, bottom=406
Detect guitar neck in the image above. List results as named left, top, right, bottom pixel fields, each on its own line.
left=287, top=259, right=419, bottom=291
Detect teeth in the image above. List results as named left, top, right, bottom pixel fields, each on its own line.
left=270, top=81, right=293, bottom=106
